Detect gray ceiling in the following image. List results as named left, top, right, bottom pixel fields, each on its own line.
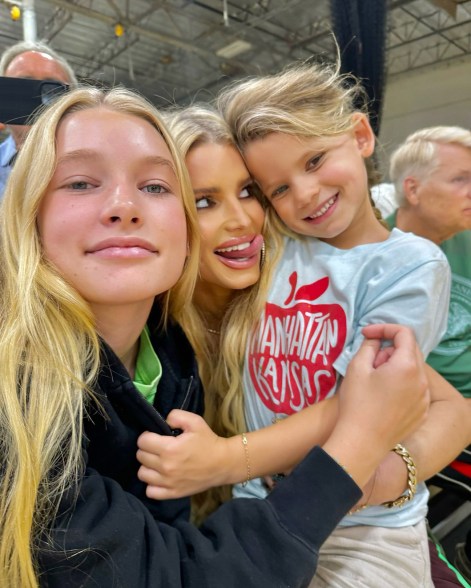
left=1, top=0, right=470, bottom=107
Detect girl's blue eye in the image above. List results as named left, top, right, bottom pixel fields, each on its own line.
left=143, top=184, right=167, bottom=194
left=69, top=181, right=91, bottom=190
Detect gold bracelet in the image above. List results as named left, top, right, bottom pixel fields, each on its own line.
left=381, top=443, right=417, bottom=509
left=241, top=433, right=251, bottom=487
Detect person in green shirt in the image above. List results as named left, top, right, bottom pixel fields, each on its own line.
left=387, top=126, right=471, bottom=397
left=387, top=125, right=471, bottom=582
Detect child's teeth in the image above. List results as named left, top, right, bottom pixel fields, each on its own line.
left=310, top=196, right=336, bottom=219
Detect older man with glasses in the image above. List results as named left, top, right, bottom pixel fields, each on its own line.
left=0, top=40, right=77, bottom=197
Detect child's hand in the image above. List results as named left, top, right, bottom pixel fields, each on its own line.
left=137, top=410, right=231, bottom=500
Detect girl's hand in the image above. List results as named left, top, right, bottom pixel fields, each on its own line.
left=137, top=410, right=232, bottom=500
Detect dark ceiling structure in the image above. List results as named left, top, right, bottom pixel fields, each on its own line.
left=1, top=0, right=470, bottom=106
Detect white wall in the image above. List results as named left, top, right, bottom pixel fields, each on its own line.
left=378, top=57, right=471, bottom=177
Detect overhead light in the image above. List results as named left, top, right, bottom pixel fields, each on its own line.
left=216, top=40, right=252, bottom=59
left=114, top=23, right=125, bottom=37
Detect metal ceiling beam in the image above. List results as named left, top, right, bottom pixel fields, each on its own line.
left=43, top=0, right=227, bottom=59
left=394, top=6, right=470, bottom=54
left=44, top=0, right=262, bottom=72
left=41, top=7, right=73, bottom=43
left=427, top=0, right=458, bottom=17
left=192, top=0, right=311, bottom=49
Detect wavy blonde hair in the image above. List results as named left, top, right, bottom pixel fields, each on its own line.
left=165, top=104, right=281, bottom=523
left=0, top=86, right=199, bottom=587
left=218, top=60, right=385, bottom=232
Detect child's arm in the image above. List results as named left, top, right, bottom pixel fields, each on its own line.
left=137, top=324, right=428, bottom=500
left=328, top=240, right=459, bottom=508
left=336, top=246, right=451, bottom=377
left=137, top=396, right=338, bottom=498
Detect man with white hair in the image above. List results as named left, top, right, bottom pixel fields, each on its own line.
left=388, top=126, right=471, bottom=397
left=387, top=126, right=471, bottom=582
left=0, top=40, right=77, bottom=196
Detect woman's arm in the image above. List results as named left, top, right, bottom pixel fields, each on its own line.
left=363, top=363, right=471, bottom=506
left=137, top=324, right=429, bottom=499
left=405, top=365, right=471, bottom=477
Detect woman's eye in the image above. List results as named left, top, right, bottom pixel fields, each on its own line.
left=240, top=184, right=255, bottom=199
left=195, top=196, right=213, bottom=210
left=143, top=184, right=167, bottom=194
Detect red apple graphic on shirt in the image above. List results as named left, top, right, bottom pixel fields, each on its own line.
left=248, top=272, right=347, bottom=415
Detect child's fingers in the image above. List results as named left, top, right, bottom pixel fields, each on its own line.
left=373, top=346, right=394, bottom=368
left=166, top=409, right=205, bottom=431
left=137, top=431, right=167, bottom=452
left=137, top=464, right=162, bottom=486
left=136, top=447, right=162, bottom=469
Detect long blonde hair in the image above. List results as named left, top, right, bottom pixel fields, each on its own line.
left=0, top=86, right=199, bottom=587
left=218, top=60, right=385, bottom=232
left=165, top=104, right=281, bottom=522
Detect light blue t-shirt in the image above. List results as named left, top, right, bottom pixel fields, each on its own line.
left=236, top=228, right=451, bottom=528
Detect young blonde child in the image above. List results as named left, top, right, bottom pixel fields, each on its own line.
left=215, top=61, right=452, bottom=587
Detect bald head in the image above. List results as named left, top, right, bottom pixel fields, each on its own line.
left=5, top=50, right=73, bottom=85
left=2, top=49, right=75, bottom=148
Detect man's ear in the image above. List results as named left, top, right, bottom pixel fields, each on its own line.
left=403, top=177, right=420, bottom=205
left=351, top=113, right=375, bottom=158
left=0, top=123, right=6, bottom=132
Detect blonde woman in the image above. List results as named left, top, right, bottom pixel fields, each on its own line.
left=149, top=105, right=351, bottom=523
left=0, top=86, right=430, bottom=588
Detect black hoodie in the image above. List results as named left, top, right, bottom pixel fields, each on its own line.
left=38, top=316, right=361, bottom=587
